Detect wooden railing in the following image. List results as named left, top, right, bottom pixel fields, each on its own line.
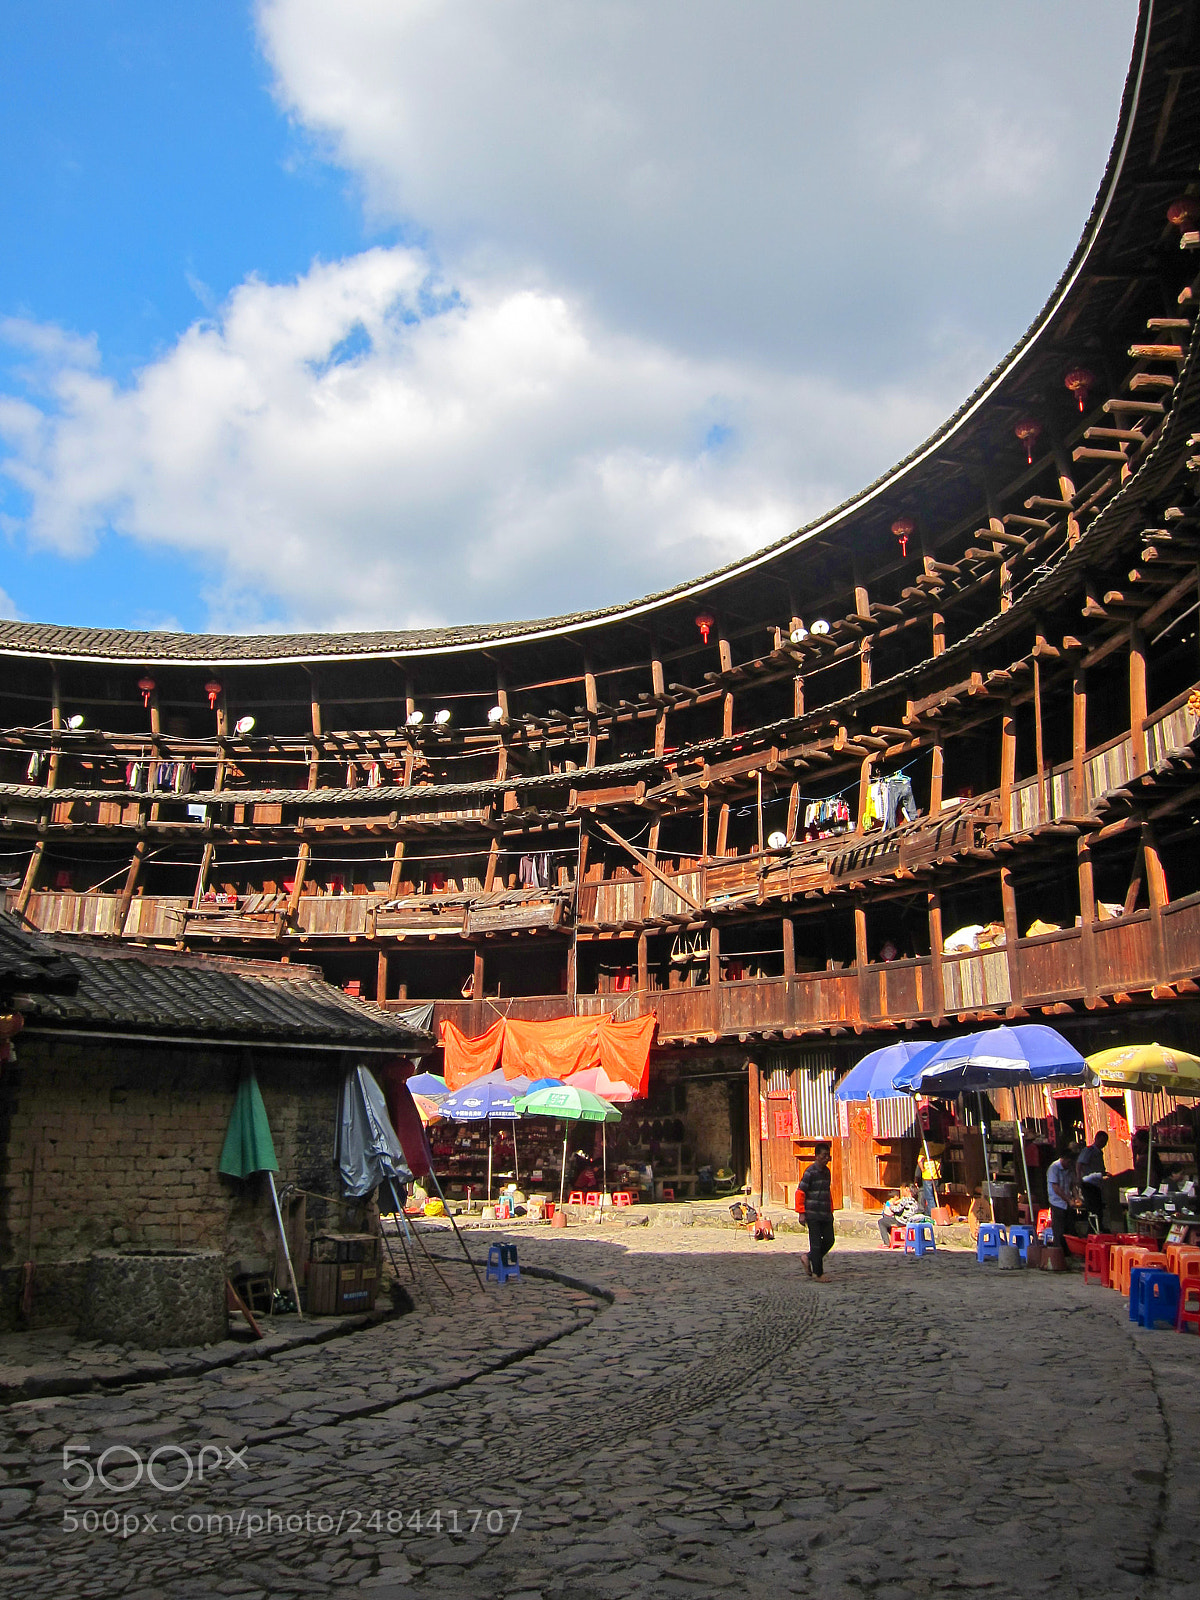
left=407, top=903, right=1200, bottom=1042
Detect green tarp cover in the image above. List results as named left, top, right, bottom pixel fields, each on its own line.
left=218, top=1074, right=278, bottom=1177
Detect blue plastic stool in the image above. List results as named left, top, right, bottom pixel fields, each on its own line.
left=976, top=1223, right=1007, bottom=1263
left=1006, top=1225, right=1033, bottom=1263
left=904, top=1221, right=936, bottom=1257
left=486, top=1242, right=521, bottom=1284
left=1134, top=1270, right=1180, bottom=1330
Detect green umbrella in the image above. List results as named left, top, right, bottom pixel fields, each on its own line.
left=511, top=1085, right=621, bottom=1206
left=218, top=1075, right=278, bottom=1177
left=218, top=1074, right=302, bottom=1319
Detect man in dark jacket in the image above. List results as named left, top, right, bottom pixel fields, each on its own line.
left=799, top=1142, right=835, bottom=1278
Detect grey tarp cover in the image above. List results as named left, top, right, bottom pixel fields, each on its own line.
left=393, top=1001, right=435, bottom=1035
left=338, top=1064, right=413, bottom=1198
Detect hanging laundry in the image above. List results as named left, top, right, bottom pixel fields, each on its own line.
left=366, top=761, right=382, bottom=788
left=345, top=761, right=360, bottom=788
left=26, top=751, right=43, bottom=781
left=125, top=761, right=146, bottom=792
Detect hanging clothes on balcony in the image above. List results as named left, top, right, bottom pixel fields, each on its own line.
left=882, top=774, right=919, bottom=830
left=125, top=761, right=146, bottom=791
left=803, top=797, right=851, bottom=837
left=172, top=760, right=194, bottom=795
left=26, top=751, right=43, bottom=781
left=366, top=761, right=383, bottom=788
left=519, top=852, right=551, bottom=889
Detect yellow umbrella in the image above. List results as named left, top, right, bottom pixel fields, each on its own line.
left=1086, top=1043, right=1200, bottom=1189
left=1087, top=1043, right=1200, bottom=1091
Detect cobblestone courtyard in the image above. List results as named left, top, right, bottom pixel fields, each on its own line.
left=1, top=1227, right=1198, bottom=1600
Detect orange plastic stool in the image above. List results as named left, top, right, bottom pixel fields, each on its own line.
left=1139, top=1251, right=1169, bottom=1275
left=1173, top=1248, right=1200, bottom=1285
left=585, top=1191, right=602, bottom=1208
left=1119, top=1247, right=1152, bottom=1296
left=1036, top=1208, right=1053, bottom=1240
left=1178, top=1282, right=1200, bottom=1335
left=611, top=1191, right=634, bottom=1207
left=567, top=1190, right=584, bottom=1206
left=1083, top=1237, right=1112, bottom=1287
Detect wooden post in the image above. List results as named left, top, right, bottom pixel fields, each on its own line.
left=1052, top=447, right=1080, bottom=549
left=637, top=930, right=649, bottom=996
left=483, top=833, right=500, bottom=892
left=928, top=890, right=944, bottom=1022
left=1072, top=664, right=1087, bottom=812
left=854, top=901, right=871, bottom=1018
left=929, top=741, right=944, bottom=818
left=999, top=865, right=1021, bottom=1002
left=289, top=842, right=311, bottom=916
left=472, top=949, right=485, bottom=1008
left=786, top=783, right=800, bottom=843
left=1129, top=625, right=1148, bottom=776
left=387, top=840, right=406, bottom=898
left=709, top=924, right=721, bottom=1036
left=1142, top=822, right=1169, bottom=981
left=117, top=840, right=147, bottom=932
left=855, top=581, right=872, bottom=692
left=715, top=803, right=730, bottom=857
left=640, top=819, right=661, bottom=919
left=748, top=1057, right=763, bottom=1203
left=376, top=950, right=389, bottom=1007
left=651, top=648, right=668, bottom=758
left=584, top=655, right=599, bottom=768
left=782, top=915, right=796, bottom=978
left=719, top=630, right=734, bottom=739
left=999, top=708, right=1016, bottom=832
left=1032, top=652, right=1047, bottom=822
left=1078, top=837, right=1098, bottom=1002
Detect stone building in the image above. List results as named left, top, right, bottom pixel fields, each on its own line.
left=0, top=915, right=429, bottom=1330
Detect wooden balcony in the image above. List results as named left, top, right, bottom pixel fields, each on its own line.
left=413, top=896, right=1200, bottom=1045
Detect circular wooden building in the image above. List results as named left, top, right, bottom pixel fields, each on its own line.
left=4, top=0, right=1200, bottom=1205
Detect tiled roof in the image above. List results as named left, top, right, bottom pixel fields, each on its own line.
left=6, top=922, right=428, bottom=1048
left=0, top=912, right=79, bottom=998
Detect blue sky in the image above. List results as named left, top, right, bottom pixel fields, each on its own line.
left=0, top=2, right=373, bottom=629
left=0, top=2, right=1136, bottom=634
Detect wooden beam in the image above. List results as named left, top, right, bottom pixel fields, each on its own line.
left=388, top=840, right=407, bottom=898
left=376, top=950, right=389, bottom=1007
left=1077, top=837, right=1098, bottom=1002
left=594, top=820, right=704, bottom=913
left=1072, top=664, right=1087, bottom=812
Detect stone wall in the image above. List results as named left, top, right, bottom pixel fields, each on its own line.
left=0, top=1034, right=369, bottom=1331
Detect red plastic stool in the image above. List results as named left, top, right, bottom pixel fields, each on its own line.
left=661, top=1186, right=675, bottom=1201
left=1178, top=1282, right=1200, bottom=1335
left=1084, top=1236, right=1113, bottom=1287
left=611, top=1191, right=634, bottom=1207
left=584, top=1191, right=602, bottom=1208
left=567, top=1190, right=584, bottom=1206
left=1036, top=1208, right=1053, bottom=1242
left=888, top=1226, right=906, bottom=1250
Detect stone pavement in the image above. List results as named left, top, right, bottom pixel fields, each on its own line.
left=0, top=1226, right=1197, bottom=1600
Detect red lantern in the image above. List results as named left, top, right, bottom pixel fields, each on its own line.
left=891, top=517, right=915, bottom=558
left=1014, top=418, right=1041, bottom=464
left=1167, top=197, right=1200, bottom=231
left=1064, top=368, right=1094, bottom=413
left=137, top=675, right=156, bottom=708
left=204, top=680, right=223, bottom=710
left=694, top=613, right=716, bottom=645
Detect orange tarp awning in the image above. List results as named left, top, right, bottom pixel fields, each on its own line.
left=439, top=1013, right=656, bottom=1096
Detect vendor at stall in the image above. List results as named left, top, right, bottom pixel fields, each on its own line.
left=1046, top=1145, right=1079, bottom=1254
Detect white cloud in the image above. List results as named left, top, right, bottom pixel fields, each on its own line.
left=0, top=248, right=970, bottom=629
left=0, top=3, right=1135, bottom=631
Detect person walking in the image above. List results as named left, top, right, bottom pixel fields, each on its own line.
left=799, top=1141, right=836, bottom=1279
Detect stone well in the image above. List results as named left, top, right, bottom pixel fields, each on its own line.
left=81, top=1249, right=226, bottom=1347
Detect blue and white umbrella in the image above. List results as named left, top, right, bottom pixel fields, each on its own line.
left=835, top=1041, right=939, bottom=1101
left=890, top=1024, right=1090, bottom=1223
left=439, top=1080, right=521, bottom=1202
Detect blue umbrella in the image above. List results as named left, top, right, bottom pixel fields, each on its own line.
left=439, top=1081, right=521, bottom=1203
left=406, top=1071, right=449, bottom=1099
left=891, top=1024, right=1089, bottom=1226
left=890, top=1024, right=1088, bottom=1094
left=835, top=1041, right=940, bottom=1101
